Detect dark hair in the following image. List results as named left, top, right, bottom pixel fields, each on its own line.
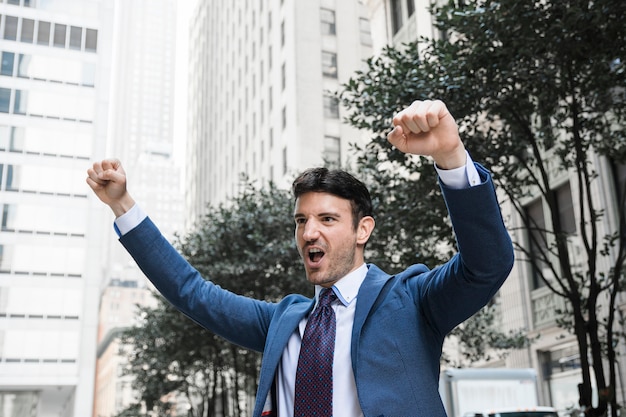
left=292, top=167, right=373, bottom=229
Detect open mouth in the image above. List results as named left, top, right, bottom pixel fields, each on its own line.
left=308, top=248, right=325, bottom=263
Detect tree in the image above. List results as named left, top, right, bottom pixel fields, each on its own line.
left=118, top=179, right=308, bottom=417
left=338, top=0, right=626, bottom=415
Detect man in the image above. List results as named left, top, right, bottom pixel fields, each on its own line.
left=87, top=100, right=514, bottom=417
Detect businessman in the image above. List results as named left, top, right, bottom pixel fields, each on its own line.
left=87, top=99, right=514, bottom=417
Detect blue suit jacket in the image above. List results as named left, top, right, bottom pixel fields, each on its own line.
left=119, top=164, right=514, bottom=417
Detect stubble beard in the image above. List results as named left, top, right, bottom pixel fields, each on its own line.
left=305, top=244, right=358, bottom=287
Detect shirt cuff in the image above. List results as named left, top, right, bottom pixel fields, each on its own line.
left=113, top=203, right=147, bottom=237
left=435, top=151, right=480, bottom=189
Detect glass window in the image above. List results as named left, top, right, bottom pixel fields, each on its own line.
left=4, top=16, right=18, bottom=40
left=13, top=90, right=27, bottom=115
left=281, top=63, right=286, bottom=90
left=12, top=125, right=91, bottom=157
left=0, top=125, right=9, bottom=150
left=322, top=51, right=337, bottom=78
left=0, top=244, right=11, bottom=272
left=525, top=197, right=547, bottom=289
left=85, top=28, right=97, bottom=52
left=407, top=0, right=415, bottom=17
left=280, top=21, right=285, bottom=46
left=390, top=0, right=403, bottom=35
left=6, top=164, right=19, bottom=191
left=324, top=136, right=340, bottom=167
left=16, top=89, right=94, bottom=121
left=82, top=62, right=95, bottom=87
left=53, top=23, right=66, bottom=47
left=282, top=106, right=286, bottom=129
left=20, top=18, right=34, bottom=43
left=2, top=204, right=14, bottom=230
left=24, top=0, right=33, bottom=6
left=17, top=54, right=30, bottom=78
left=323, top=95, right=339, bottom=119
left=555, top=182, right=576, bottom=234
left=2, top=203, right=85, bottom=235
left=1, top=52, right=15, bottom=76
left=360, top=18, right=372, bottom=46
left=8, top=287, right=82, bottom=316
left=37, top=21, right=51, bottom=45
left=69, top=26, right=82, bottom=50
left=9, top=126, right=23, bottom=151
left=0, top=88, right=11, bottom=113
left=320, top=8, right=336, bottom=35
left=5, top=164, right=86, bottom=195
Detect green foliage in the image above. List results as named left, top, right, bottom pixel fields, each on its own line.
left=338, top=0, right=625, bottom=413
left=119, top=179, right=307, bottom=417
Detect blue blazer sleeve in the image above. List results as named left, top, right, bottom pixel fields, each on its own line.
left=119, top=217, right=276, bottom=352
left=414, top=163, right=514, bottom=336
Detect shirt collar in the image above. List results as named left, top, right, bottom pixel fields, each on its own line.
left=314, top=263, right=368, bottom=307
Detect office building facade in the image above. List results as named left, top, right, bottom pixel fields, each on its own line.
left=186, top=0, right=373, bottom=224
left=0, top=0, right=114, bottom=416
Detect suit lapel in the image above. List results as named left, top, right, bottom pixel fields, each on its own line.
left=255, top=300, right=314, bottom=404
left=351, top=264, right=392, bottom=377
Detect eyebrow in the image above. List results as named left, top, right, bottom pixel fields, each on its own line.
left=293, top=211, right=343, bottom=219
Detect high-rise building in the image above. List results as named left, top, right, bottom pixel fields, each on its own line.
left=92, top=0, right=184, bottom=416
left=186, top=0, right=373, bottom=224
left=0, top=0, right=114, bottom=415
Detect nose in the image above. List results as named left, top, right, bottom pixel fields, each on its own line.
left=302, top=219, right=320, bottom=242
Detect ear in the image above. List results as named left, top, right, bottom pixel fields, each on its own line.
left=356, top=216, right=375, bottom=245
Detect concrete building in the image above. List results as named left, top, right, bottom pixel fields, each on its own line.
left=186, top=0, right=373, bottom=224
left=363, top=0, right=626, bottom=411
left=0, top=0, right=114, bottom=416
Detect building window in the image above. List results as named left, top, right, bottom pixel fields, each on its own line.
left=320, top=8, right=336, bottom=35
left=281, top=63, right=286, bottom=90
left=323, top=95, right=339, bottom=119
left=282, top=106, right=287, bottom=129
left=37, top=21, right=51, bottom=45
left=0, top=88, right=10, bottom=113
left=322, top=51, right=337, bottom=78
left=360, top=18, right=372, bottom=46
left=282, top=147, right=287, bottom=175
left=4, top=16, right=18, bottom=41
left=407, top=0, right=415, bottom=17
left=6, top=164, right=19, bottom=191
left=324, top=136, right=341, bottom=167
left=53, top=23, right=66, bottom=47
left=390, top=0, right=403, bottom=35
left=1, top=52, right=15, bottom=76
left=69, top=26, right=82, bottom=50
left=13, top=90, right=27, bottom=115
left=20, top=18, right=35, bottom=43
left=525, top=197, right=547, bottom=290
left=85, top=28, right=97, bottom=52
left=555, top=182, right=576, bottom=235
left=281, top=21, right=285, bottom=46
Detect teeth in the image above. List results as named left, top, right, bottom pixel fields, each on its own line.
left=309, top=248, right=322, bottom=253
